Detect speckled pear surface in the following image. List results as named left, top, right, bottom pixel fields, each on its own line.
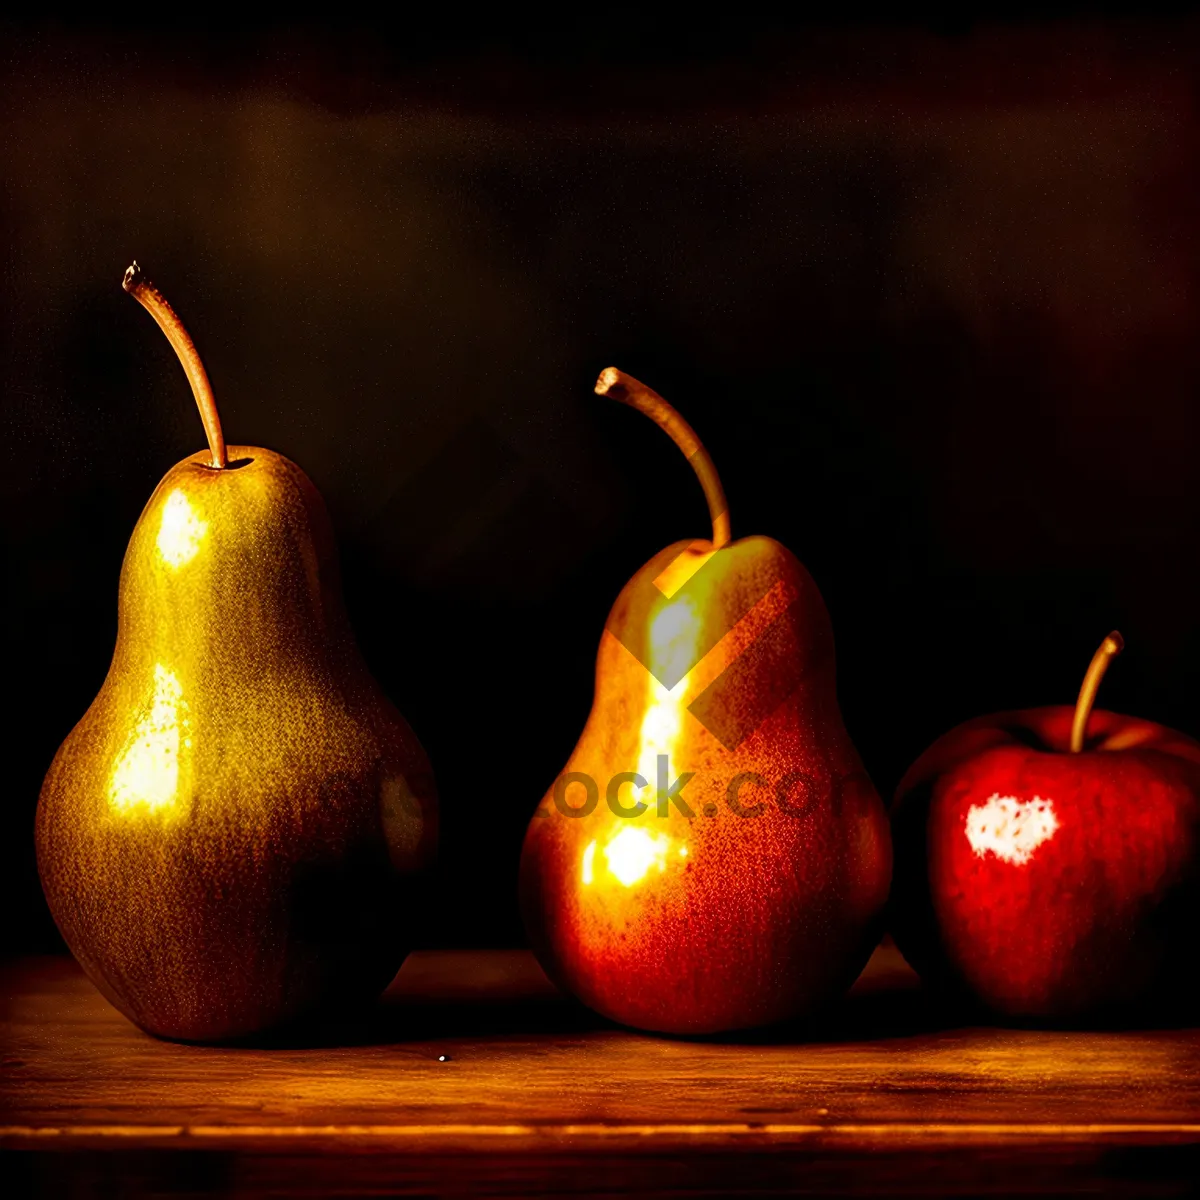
left=36, top=446, right=437, bottom=1042
left=519, top=370, right=891, bottom=1035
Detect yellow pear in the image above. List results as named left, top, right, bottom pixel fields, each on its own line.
left=36, top=264, right=437, bottom=1041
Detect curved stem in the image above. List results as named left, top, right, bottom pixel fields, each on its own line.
left=1070, top=631, right=1124, bottom=753
left=123, top=262, right=227, bottom=469
left=595, top=367, right=730, bottom=549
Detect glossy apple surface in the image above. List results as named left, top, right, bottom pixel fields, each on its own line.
left=891, top=706, right=1200, bottom=1018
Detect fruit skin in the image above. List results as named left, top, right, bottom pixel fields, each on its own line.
left=890, top=707, right=1200, bottom=1019
left=36, top=447, right=437, bottom=1042
left=520, top=535, right=891, bottom=1035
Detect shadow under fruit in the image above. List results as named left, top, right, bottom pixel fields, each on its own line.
left=35, top=265, right=438, bottom=1042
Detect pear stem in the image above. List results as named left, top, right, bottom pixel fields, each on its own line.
left=123, top=262, right=227, bottom=469
left=1069, top=631, right=1124, bottom=753
left=595, top=367, right=731, bottom=549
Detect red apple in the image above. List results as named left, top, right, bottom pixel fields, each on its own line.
left=890, top=633, right=1200, bottom=1019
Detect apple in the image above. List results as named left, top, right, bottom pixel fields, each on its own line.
left=890, top=632, right=1200, bottom=1019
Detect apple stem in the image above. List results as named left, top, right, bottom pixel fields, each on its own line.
left=123, top=262, right=228, bottom=470
left=595, top=367, right=731, bottom=549
left=1069, top=631, right=1125, bottom=753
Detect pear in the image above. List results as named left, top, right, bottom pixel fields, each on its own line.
left=519, top=369, right=890, bottom=1034
left=35, top=264, right=437, bottom=1042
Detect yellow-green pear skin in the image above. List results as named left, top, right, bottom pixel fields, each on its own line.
left=36, top=447, right=437, bottom=1042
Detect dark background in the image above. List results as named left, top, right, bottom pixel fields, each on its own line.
left=4, top=14, right=1199, bottom=957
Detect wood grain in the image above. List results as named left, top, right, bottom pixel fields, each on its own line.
left=3, top=946, right=1200, bottom=1195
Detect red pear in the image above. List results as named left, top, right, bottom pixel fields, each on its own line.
left=520, top=369, right=891, bottom=1034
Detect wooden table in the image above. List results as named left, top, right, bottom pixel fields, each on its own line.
left=3, top=945, right=1199, bottom=1196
